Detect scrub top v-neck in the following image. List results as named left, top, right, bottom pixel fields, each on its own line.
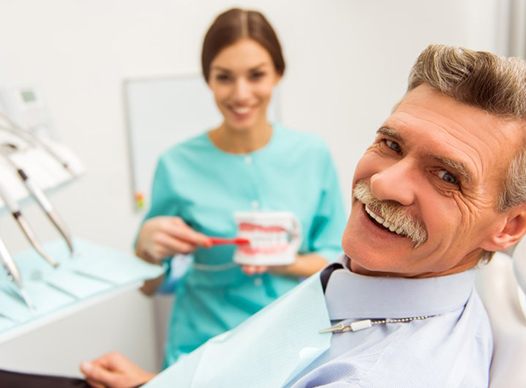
left=143, top=123, right=346, bottom=366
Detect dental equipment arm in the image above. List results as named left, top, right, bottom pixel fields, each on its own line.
left=0, top=181, right=59, bottom=267
left=0, top=111, right=74, bottom=175
left=0, top=144, right=75, bottom=255
left=0, top=236, right=34, bottom=309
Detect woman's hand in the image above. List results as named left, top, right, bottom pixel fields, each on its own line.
left=80, top=352, right=155, bottom=388
left=242, top=264, right=271, bottom=275
left=135, top=216, right=211, bottom=264
left=241, top=253, right=329, bottom=278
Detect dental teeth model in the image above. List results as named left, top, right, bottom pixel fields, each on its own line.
left=237, top=222, right=289, bottom=254
left=233, top=222, right=297, bottom=265
left=233, top=212, right=301, bottom=265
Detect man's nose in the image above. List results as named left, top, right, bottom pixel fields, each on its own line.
left=369, top=160, right=416, bottom=206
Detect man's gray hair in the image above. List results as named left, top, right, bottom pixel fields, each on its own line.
left=408, top=44, right=526, bottom=211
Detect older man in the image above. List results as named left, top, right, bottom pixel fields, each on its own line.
left=81, top=44, right=526, bottom=387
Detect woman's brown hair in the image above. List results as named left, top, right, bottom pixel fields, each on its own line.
left=201, top=8, right=285, bottom=82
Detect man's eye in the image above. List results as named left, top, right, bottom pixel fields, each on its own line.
left=384, top=139, right=401, bottom=153
left=437, top=170, right=459, bottom=186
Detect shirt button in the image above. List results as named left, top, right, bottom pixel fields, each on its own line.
left=245, top=156, right=252, bottom=165
left=254, top=277, right=262, bottom=286
left=251, top=200, right=260, bottom=209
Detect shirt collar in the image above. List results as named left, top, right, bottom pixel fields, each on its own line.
left=324, top=257, right=476, bottom=320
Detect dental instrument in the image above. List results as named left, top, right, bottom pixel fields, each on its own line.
left=0, top=143, right=75, bottom=255
left=0, top=236, right=34, bottom=309
left=0, top=181, right=59, bottom=267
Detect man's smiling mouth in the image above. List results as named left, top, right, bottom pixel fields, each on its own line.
left=364, top=204, right=407, bottom=237
left=353, top=180, right=428, bottom=247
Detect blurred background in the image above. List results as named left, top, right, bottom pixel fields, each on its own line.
left=0, top=0, right=524, bottom=376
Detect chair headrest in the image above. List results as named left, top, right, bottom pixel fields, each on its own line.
left=511, top=239, right=526, bottom=318
left=513, top=239, right=526, bottom=294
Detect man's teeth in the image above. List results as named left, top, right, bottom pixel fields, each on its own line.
left=365, top=206, right=384, bottom=224
left=365, top=205, right=405, bottom=236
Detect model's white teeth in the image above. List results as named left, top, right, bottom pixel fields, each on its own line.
left=365, top=204, right=405, bottom=236
left=239, top=231, right=287, bottom=248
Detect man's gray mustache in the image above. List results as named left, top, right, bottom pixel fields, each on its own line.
left=353, top=180, right=428, bottom=247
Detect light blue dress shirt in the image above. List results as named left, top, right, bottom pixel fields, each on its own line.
left=142, top=123, right=347, bottom=366
left=144, top=259, right=492, bottom=387
left=288, top=261, right=493, bottom=387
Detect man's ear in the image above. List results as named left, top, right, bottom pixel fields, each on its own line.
left=481, top=207, right=526, bottom=251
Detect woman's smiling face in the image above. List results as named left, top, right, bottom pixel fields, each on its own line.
left=207, top=38, right=280, bottom=133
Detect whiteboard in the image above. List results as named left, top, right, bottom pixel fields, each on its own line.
left=123, top=74, right=280, bottom=212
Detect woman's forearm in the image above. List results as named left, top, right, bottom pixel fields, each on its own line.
left=270, top=253, right=328, bottom=278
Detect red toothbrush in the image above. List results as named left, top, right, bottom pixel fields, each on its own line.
left=209, top=237, right=250, bottom=246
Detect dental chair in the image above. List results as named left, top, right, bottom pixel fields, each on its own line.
left=475, top=239, right=526, bottom=388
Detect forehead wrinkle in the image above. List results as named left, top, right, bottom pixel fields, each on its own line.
left=394, top=110, right=513, bottom=186
left=378, top=123, right=475, bottom=185
left=395, top=103, right=514, bottom=157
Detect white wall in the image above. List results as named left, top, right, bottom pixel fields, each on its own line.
left=0, top=0, right=510, bottom=375
left=0, top=0, right=507, bottom=253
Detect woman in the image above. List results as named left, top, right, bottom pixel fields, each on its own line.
left=133, top=7, right=345, bottom=367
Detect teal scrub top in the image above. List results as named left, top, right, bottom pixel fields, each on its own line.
left=143, top=124, right=346, bottom=367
